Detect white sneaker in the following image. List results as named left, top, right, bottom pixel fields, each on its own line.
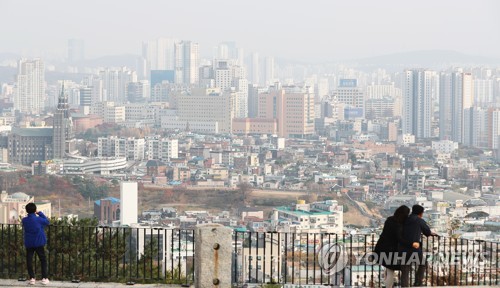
left=28, top=278, right=36, bottom=285
left=41, top=278, right=50, bottom=285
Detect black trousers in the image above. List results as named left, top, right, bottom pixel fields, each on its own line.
left=401, top=251, right=426, bottom=287
left=26, top=246, right=48, bottom=279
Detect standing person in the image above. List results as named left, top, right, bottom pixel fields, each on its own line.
left=400, top=205, right=437, bottom=287
left=22, top=203, right=50, bottom=285
left=374, top=205, right=419, bottom=288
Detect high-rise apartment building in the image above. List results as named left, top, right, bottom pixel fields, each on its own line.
left=403, top=70, right=436, bottom=139
left=67, top=39, right=85, bottom=63
left=142, top=38, right=178, bottom=71
left=250, top=53, right=260, bottom=85
left=264, top=57, right=275, bottom=86
left=174, top=41, right=199, bottom=85
left=14, top=58, right=45, bottom=114
left=463, top=107, right=489, bottom=148
left=439, top=71, right=474, bottom=142
left=98, top=68, right=137, bottom=103
left=488, top=108, right=500, bottom=149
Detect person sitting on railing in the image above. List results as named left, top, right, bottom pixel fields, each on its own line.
left=400, top=204, right=438, bottom=287
left=374, top=205, right=420, bottom=288
left=22, top=203, right=50, bottom=286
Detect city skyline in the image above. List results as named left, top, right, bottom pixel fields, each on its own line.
left=1, top=0, right=499, bottom=61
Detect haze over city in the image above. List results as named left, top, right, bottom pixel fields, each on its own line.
left=1, top=0, right=499, bottom=61
left=0, top=1, right=499, bottom=287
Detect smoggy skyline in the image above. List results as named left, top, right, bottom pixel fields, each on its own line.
left=1, top=0, right=499, bottom=61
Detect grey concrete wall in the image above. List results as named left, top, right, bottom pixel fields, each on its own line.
left=194, top=224, right=232, bottom=288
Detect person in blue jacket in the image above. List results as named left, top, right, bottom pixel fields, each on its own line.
left=22, top=203, right=50, bottom=285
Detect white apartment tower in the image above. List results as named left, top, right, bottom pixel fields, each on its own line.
left=403, top=70, right=435, bottom=139
left=439, top=71, right=474, bottom=142
left=142, top=38, right=178, bottom=71
left=14, top=59, right=45, bottom=114
left=174, top=41, right=199, bottom=85
left=98, top=68, right=137, bottom=103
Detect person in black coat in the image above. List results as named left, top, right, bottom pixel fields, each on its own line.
left=400, top=205, right=437, bottom=287
left=375, top=205, right=419, bottom=288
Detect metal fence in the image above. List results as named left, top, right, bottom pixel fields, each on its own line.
left=233, top=231, right=499, bottom=287
left=0, top=224, right=194, bottom=284
left=1, top=224, right=498, bottom=287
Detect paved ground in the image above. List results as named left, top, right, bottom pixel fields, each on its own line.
left=0, top=279, right=186, bottom=287
left=0, top=279, right=496, bottom=287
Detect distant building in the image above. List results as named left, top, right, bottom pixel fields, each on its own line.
left=146, top=159, right=167, bottom=177
left=403, top=70, right=437, bottom=138
left=0, top=191, right=51, bottom=224
left=53, top=85, right=74, bottom=159
left=439, top=71, right=474, bottom=142
left=67, top=39, right=85, bottom=63
left=120, top=182, right=138, bottom=226
left=175, top=41, right=199, bottom=85
left=98, top=68, right=137, bottom=103
left=61, top=157, right=127, bottom=175
left=174, top=88, right=234, bottom=133
left=14, top=58, right=45, bottom=114
left=72, top=114, right=103, bottom=133
left=98, top=136, right=145, bottom=161
left=94, top=197, right=120, bottom=225
left=258, top=86, right=315, bottom=138
left=145, top=137, right=178, bottom=161
left=232, top=118, right=277, bottom=135
left=8, top=127, right=53, bottom=165
left=90, top=101, right=125, bottom=123
left=127, top=81, right=150, bottom=103
left=333, top=79, right=364, bottom=118
left=273, top=200, right=343, bottom=234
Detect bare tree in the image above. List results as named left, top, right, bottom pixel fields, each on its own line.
left=237, top=182, right=253, bottom=206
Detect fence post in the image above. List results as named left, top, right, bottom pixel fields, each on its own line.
left=195, top=224, right=232, bottom=288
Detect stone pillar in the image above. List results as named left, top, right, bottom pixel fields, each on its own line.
left=194, top=224, right=232, bottom=288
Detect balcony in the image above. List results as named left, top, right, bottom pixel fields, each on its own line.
left=0, top=224, right=497, bottom=287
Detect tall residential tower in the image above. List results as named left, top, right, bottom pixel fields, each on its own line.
left=14, top=59, right=45, bottom=114
left=403, top=70, right=436, bottom=139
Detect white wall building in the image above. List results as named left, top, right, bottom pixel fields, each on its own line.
left=98, top=137, right=145, bottom=161
left=273, top=200, right=343, bottom=234
left=431, top=140, right=459, bottom=154
left=62, top=157, right=127, bottom=175
left=120, top=182, right=138, bottom=226
left=145, top=137, right=178, bottom=161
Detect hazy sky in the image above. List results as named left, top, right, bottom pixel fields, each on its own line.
left=1, top=0, right=499, bottom=61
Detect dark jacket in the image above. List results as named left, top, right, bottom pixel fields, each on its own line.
left=401, top=213, right=431, bottom=253
left=374, top=216, right=412, bottom=270
left=22, top=212, right=49, bottom=248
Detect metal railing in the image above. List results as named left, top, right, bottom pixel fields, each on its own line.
left=233, top=231, right=499, bottom=287
left=0, top=224, right=194, bottom=284
left=1, top=224, right=498, bottom=287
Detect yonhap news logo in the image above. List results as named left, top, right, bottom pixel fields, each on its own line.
left=317, top=242, right=349, bottom=274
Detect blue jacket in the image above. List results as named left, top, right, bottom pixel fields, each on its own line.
left=22, top=212, right=49, bottom=248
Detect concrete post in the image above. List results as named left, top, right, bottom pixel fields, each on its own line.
left=194, top=224, right=232, bottom=288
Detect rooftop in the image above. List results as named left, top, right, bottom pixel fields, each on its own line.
left=275, top=205, right=332, bottom=216
left=11, top=127, right=53, bottom=137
